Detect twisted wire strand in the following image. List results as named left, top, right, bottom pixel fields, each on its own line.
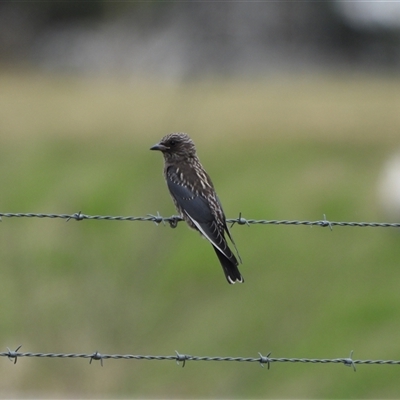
left=1, top=347, right=400, bottom=369
left=0, top=212, right=399, bottom=229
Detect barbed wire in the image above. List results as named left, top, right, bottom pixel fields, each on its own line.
left=2, top=347, right=400, bottom=370
left=1, top=215, right=399, bottom=371
left=0, top=211, right=400, bottom=230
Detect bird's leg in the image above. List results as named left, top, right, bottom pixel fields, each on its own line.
left=168, top=215, right=182, bottom=228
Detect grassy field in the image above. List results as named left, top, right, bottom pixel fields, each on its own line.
left=0, top=70, right=400, bottom=398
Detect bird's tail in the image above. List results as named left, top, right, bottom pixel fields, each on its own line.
left=212, top=246, right=244, bottom=284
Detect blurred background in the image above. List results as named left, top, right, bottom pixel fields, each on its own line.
left=1, top=1, right=400, bottom=398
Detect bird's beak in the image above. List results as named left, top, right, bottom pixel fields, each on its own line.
left=150, top=143, right=168, bottom=151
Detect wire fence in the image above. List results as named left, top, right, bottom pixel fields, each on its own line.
left=1, top=211, right=399, bottom=370
left=1, top=211, right=400, bottom=230
left=2, top=347, right=400, bottom=370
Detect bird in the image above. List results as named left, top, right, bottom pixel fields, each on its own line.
left=150, top=132, right=243, bottom=284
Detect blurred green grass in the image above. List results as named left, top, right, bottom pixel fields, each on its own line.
left=0, top=70, right=400, bottom=398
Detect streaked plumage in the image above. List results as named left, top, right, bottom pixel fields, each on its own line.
left=150, top=132, right=243, bottom=284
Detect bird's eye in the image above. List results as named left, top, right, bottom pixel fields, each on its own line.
left=169, top=140, right=176, bottom=146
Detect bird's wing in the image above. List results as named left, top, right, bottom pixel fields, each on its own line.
left=166, top=171, right=213, bottom=223
left=166, top=166, right=234, bottom=260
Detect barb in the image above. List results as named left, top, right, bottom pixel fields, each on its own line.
left=1, top=212, right=400, bottom=229
left=90, top=351, right=104, bottom=367
left=0, top=348, right=399, bottom=369
left=6, top=345, right=22, bottom=364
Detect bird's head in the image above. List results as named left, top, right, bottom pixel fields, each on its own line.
left=150, top=132, right=197, bottom=162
